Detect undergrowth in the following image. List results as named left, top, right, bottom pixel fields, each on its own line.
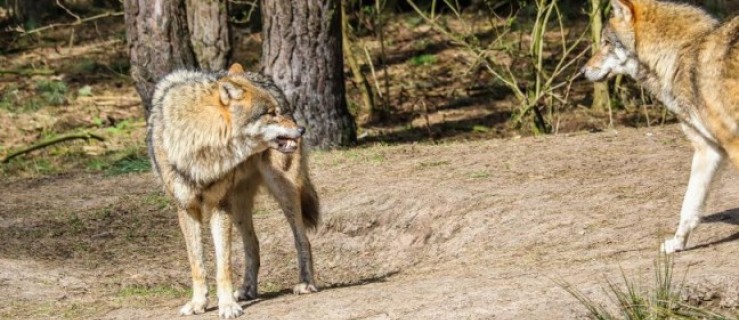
left=558, top=253, right=737, bottom=320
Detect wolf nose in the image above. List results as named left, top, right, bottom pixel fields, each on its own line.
left=297, top=126, right=306, bottom=136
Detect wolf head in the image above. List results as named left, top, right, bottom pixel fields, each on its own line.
left=582, top=0, right=718, bottom=82
left=582, top=0, right=640, bottom=82
left=217, top=63, right=305, bottom=154
left=582, top=25, right=640, bottom=82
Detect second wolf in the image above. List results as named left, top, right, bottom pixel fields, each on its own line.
left=148, top=63, right=320, bottom=318
left=583, top=0, right=739, bottom=253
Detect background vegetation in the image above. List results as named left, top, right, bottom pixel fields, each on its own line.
left=0, top=0, right=737, bottom=174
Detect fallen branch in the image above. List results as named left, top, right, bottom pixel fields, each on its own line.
left=15, top=11, right=124, bottom=36
left=2, top=132, right=105, bottom=163
left=0, top=69, right=56, bottom=76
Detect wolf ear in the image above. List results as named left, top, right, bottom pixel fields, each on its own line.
left=219, top=81, right=244, bottom=105
left=611, top=0, right=634, bottom=22
left=227, top=63, right=245, bottom=76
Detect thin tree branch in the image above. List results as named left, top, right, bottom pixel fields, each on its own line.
left=2, top=133, right=105, bottom=163
left=0, top=69, right=55, bottom=76
left=16, top=11, right=124, bottom=36
left=56, top=0, right=81, bottom=21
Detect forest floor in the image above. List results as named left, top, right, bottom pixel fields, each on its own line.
left=3, top=125, right=739, bottom=319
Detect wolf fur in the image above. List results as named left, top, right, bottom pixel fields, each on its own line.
left=147, top=63, right=320, bottom=319
left=583, top=0, right=739, bottom=253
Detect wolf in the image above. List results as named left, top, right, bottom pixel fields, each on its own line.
left=582, top=0, right=739, bottom=253
left=147, top=63, right=320, bottom=318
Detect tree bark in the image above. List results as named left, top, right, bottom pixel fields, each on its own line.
left=186, top=0, right=231, bottom=71
left=123, top=0, right=196, bottom=117
left=261, top=0, right=356, bottom=149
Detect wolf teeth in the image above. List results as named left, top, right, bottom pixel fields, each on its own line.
left=285, top=139, right=297, bottom=149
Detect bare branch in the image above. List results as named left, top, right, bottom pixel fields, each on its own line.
left=0, top=69, right=55, bottom=76
left=56, top=0, right=81, bottom=21
left=2, top=133, right=105, bottom=163
left=17, top=11, right=123, bottom=36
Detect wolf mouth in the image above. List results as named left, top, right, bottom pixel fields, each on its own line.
left=276, top=136, right=298, bottom=150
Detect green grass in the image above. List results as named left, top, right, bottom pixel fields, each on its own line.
left=0, top=84, right=42, bottom=112
left=143, top=192, right=171, bottom=210
left=409, top=54, right=438, bottom=66
left=469, top=170, right=490, bottom=180
left=559, top=253, right=735, bottom=320
left=0, top=79, right=70, bottom=112
left=32, top=158, right=53, bottom=173
left=107, top=153, right=151, bottom=175
left=117, top=285, right=190, bottom=299
left=2, top=138, right=149, bottom=178
left=36, top=79, right=68, bottom=106
left=472, top=125, right=490, bottom=133
left=0, top=300, right=101, bottom=320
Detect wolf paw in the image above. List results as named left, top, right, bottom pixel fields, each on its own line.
left=218, top=301, right=244, bottom=319
left=179, top=298, right=208, bottom=316
left=233, top=286, right=257, bottom=301
left=293, top=282, right=319, bottom=295
left=661, top=238, right=685, bottom=254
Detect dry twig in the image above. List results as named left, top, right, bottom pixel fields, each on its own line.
left=15, top=11, right=123, bottom=36
left=2, top=133, right=105, bottom=163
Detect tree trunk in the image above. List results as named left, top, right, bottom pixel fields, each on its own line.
left=589, top=0, right=610, bottom=113
left=123, top=0, right=196, bottom=117
left=186, top=0, right=231, bottom=71
left=261, top=0, right=356, bottom=148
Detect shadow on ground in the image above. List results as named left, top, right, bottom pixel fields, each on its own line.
left=686, top=208, right=739, bottom=251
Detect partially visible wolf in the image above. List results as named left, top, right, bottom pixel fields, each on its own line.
left=148, top=63, right=320, bottom=319
left=583, top=0, right=739, bottom=253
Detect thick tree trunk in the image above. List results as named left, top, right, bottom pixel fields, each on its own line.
left=186, top=0, right=231, bottom=71
left=261, top=0, right=356, bottom=149
left=123, top=0, right=196, bottom=117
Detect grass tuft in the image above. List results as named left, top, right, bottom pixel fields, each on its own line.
left=107, top=153, right=151, bottom=175
left=558, top=252, right=735, bottom=320
left=409, top=53, right=438, bottom=66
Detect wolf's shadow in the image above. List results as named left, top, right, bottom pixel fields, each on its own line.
left=204, top=270, right=400, bottom=312
left=685, top=208, right=739, bottom=251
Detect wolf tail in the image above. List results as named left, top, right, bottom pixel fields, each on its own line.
left=300, top=179, right=320, bottom=230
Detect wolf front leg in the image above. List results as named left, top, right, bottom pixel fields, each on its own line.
left=663, top=127, right=725, bottom=253
left=177, top=208, right=209, bottom=316
left=261, top=168, right=318, bottom=294
left=231, top=181, right=261, bottom=301
left=209, top=205, right=244, bottom=319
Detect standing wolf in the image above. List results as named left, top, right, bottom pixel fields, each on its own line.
left=583, top=0, right=739, bottom=253
left=147, top=63, right=320, bottom=318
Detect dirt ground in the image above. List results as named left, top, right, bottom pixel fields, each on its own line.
left=3, top=125, right=739, bottom=319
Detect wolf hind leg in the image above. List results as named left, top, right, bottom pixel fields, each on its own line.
left=231, top=180, right=261, bottom=301
left=260, top=164, right=318, bottom=294
left=663, top=129, right=724, bottom=253
left=177, top=208, right=209, bottom=316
